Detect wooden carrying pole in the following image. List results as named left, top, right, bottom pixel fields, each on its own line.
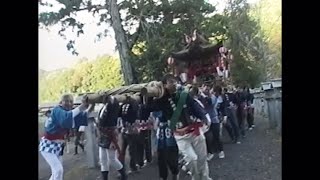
left=83, top=81, right=165, bottom=104
left=39, top=81, right=165, bottom=111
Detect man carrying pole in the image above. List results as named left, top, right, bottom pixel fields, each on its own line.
left=144, top=74, right=212, bottom=180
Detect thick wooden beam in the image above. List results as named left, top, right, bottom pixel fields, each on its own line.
left=39, top=81, right=165, bottom=108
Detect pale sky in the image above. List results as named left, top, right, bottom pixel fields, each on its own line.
left=39, top=0, right=259, bottom=71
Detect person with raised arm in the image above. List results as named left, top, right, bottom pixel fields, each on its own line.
left=39, top=94, right=89, bottom=180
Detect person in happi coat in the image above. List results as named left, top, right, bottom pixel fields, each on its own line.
left=72, top=117, right=86, bottom=155
left=150, top=111, right=162, bottom=158
left=222, top=88, right=241, bottom=144
left=143, top=75, right=180, bottom=180
left=245, top=87, right=255, bottom=130
left=214, top=85, right=235, bottom=158
left=45, top=109, right=51, bottom=118
left=197, top=84, right=218, bottom=161
left=234, top=86, right=247, bottom=138
left=119, top=96, right=142, bottom=173
left=136, top=104, right=154, bottom=166
left=97, top=95, right=127, bottom=180
left=145, top=74, right=212, bottom=180
left=39, top=94, right=89, bottom=180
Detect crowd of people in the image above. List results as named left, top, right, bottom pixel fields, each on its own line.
left=39, top=74, right=255, bottom=180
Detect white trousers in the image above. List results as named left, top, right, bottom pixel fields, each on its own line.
left=175, top=133, right=211, bottom=180
left=99, top=147, right=123, bottom=172
left=41, top=151, right=63, bottom=180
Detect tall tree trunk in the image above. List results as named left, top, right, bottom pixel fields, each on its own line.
left=107, top=0, right=134, bottom=85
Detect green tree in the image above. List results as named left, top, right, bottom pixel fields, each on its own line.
left=130, top=0, right=226, bottom=82
left=251, top=0, right=281, bottom=78
left=39, top=0, right=276, bottom=89
left=39, top=55, right=124, bottom=103
left=90, top=55, right=124, bottom=91
left=70, top=60, right=93, bottom=93
left=38, top=0, right=221, bottom=84
left=39, top=0, right=141, bottom=85
left=222, top=0, right=268, bottom=87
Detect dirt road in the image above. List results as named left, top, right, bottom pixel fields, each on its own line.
left=39, top=117, right=281, bottom=180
